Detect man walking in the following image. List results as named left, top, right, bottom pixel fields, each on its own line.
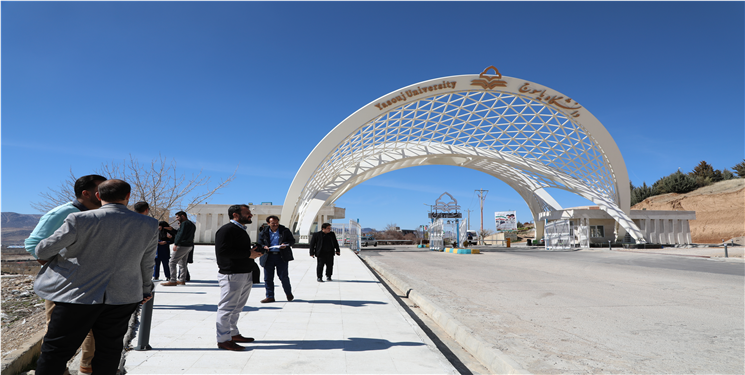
left=214, top=204, right=263, bottom=351
left=33, top=179, right=158, bottom=375
left=258, top=216, right=295, bottom=303
left=309, top=223, right=341, bottom=282
left=25, top=174, right=106, bottom=374
left=161, top=210, right=195, bottom=286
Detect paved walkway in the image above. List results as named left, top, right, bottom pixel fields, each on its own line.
left=125, top=245, right=457, bottom=374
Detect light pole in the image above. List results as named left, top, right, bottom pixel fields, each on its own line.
left=475, top=189, right=488, bottom=245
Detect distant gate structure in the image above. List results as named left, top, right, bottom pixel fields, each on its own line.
left=281, top=66, right=645, bottom=243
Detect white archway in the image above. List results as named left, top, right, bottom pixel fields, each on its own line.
left=281, top=67, right=645, bottom=243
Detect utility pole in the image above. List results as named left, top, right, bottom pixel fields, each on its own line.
left=466, top=209, right=473, bottom=230
left=475, top=189, right=488, bottom=244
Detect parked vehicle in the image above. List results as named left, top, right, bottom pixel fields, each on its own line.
left=361, top=236, right=377, bottom=247
left=466, top=230, right=478, bottom=245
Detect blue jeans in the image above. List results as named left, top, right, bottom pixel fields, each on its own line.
left=263, top=252, right=291, bottom=298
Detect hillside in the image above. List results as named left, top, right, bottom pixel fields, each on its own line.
left=1, top=212, right=42, bottom=246
left=632, top=179, right=745, bottom=244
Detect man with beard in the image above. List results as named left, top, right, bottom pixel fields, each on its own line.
left=214, top=204, right=264, bottom=351
left=258, top=215, right=296, bottom=303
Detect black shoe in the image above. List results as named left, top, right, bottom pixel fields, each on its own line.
left=326, top=276, right=332, bottom=281
left=317, top=278, right=324, bottom=282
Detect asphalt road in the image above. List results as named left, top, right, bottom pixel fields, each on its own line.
left=360, top=247, right=745, bottom=374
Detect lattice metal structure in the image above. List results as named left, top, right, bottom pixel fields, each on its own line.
left=281, top=67, right=645, bottom=243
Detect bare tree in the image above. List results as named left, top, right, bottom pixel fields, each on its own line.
left=478, top=228, right=494, bottom=245
left=31, top=154, right=236, bottom=222
left=383, top=223, right=403, bottom=240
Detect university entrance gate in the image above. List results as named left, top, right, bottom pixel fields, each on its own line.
left=280, top=66, right=645, bottom=243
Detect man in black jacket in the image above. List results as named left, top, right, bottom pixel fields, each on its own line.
left=258, top=215, right=295, bottom=303
left=214, top=204, right=263, bottom=351
left=309, top=223, right=341, bottom=282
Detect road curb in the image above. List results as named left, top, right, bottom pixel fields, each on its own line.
left=1, top=330, right=44, bottom=375
left=364, top=257, right=530, bottom=375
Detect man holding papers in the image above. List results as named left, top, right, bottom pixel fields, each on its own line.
left=258, top=215, right=296, bottom=303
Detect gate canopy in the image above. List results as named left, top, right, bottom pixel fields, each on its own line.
left=281, top=67, right=645, bottom=243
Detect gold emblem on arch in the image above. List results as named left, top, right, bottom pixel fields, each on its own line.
left=471, top=66, right=507, bottom=89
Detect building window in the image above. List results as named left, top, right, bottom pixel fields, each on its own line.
left=590, top=225, right=605, bottom=238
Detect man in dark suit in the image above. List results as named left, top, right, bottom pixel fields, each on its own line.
left=214, top=204, right=263, bottom=351
left=34, top=179, right=158, bottom=375
left=258, top=215, right=295, bottom=303
left=309, top=223, right=341, bottom=282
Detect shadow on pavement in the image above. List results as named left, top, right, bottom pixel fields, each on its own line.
left=293, top=299, right=387, bottom=307
left=153, top=304, right=281, bottom=312
left=153, top=337, right=424, bottom=352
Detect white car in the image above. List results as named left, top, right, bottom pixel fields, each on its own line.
left=361, top=236, right=378, bottom=247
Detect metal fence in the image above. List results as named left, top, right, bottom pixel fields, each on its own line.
left=349, top=220, right=361, bottom=252
left=429, top=219, right=444, bottom=251
left=545, top=219, right=573, bottom=250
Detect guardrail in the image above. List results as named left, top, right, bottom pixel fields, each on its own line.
left=376, top=239, right=415, bottom=245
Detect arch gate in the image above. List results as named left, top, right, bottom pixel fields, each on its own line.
left=281, top=67, right=645, bottom=243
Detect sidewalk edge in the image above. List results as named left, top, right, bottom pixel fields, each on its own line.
left=1, top=330, right=45, bottom=375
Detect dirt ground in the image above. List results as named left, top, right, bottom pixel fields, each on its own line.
left=1, top=274, right=46, bottom=359
left=632, top=179, right=745, bottom=244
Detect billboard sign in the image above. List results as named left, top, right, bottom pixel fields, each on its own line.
left=495, top=211, right=517, bottom=231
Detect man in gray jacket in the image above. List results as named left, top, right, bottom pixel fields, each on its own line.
left=33, top=179, right=158, bottom=375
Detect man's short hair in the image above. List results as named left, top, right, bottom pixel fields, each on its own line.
left=74, top=174, right=107, bottom=198
left=321, top=223, right=331, bottom=229
left=228, top=204, right=248, bottom=220
left=134, top=201, right=149, bottom=213
left=175, top=211, right=187, bottom=218
left=266, top=215, right=280, bottom=223
left=97, top=179, right=131, bottom=202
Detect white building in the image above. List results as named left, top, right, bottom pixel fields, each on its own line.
left=539, top=206, right=696, bottom=246
left=190, top=203, right=345, bottom=244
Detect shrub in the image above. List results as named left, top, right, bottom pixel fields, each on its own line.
left=652, top=171, right=697, bottom=195
left=733, top=160, right=745, bottom=178
left=630, top=182, right=653, bottom=206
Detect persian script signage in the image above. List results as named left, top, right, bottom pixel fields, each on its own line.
left=518, top=83, right=583, bottom=118
left=429, top=212, right=462, bottom=219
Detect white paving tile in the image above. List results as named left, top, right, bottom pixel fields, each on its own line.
left=125, top=245, right=456, bottom=374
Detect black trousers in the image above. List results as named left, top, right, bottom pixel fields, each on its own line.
left=36, top=302, right=139, bottom=375
left=316, top=254, right=334, bottom=278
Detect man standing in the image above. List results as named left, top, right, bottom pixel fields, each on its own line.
left=161, top=210, right=195, bottom=286
left=214, top=204, right=263, bottom=351
left=33, top=179, right=158, bottom=375
left=309, top=223, right=341, bottom=282
left=25, top=174, right=107, bottom=375
left=258, top=216, right=295, bottom=303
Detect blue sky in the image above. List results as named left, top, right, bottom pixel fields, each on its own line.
left=2, top=1, right=743, bottom=232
